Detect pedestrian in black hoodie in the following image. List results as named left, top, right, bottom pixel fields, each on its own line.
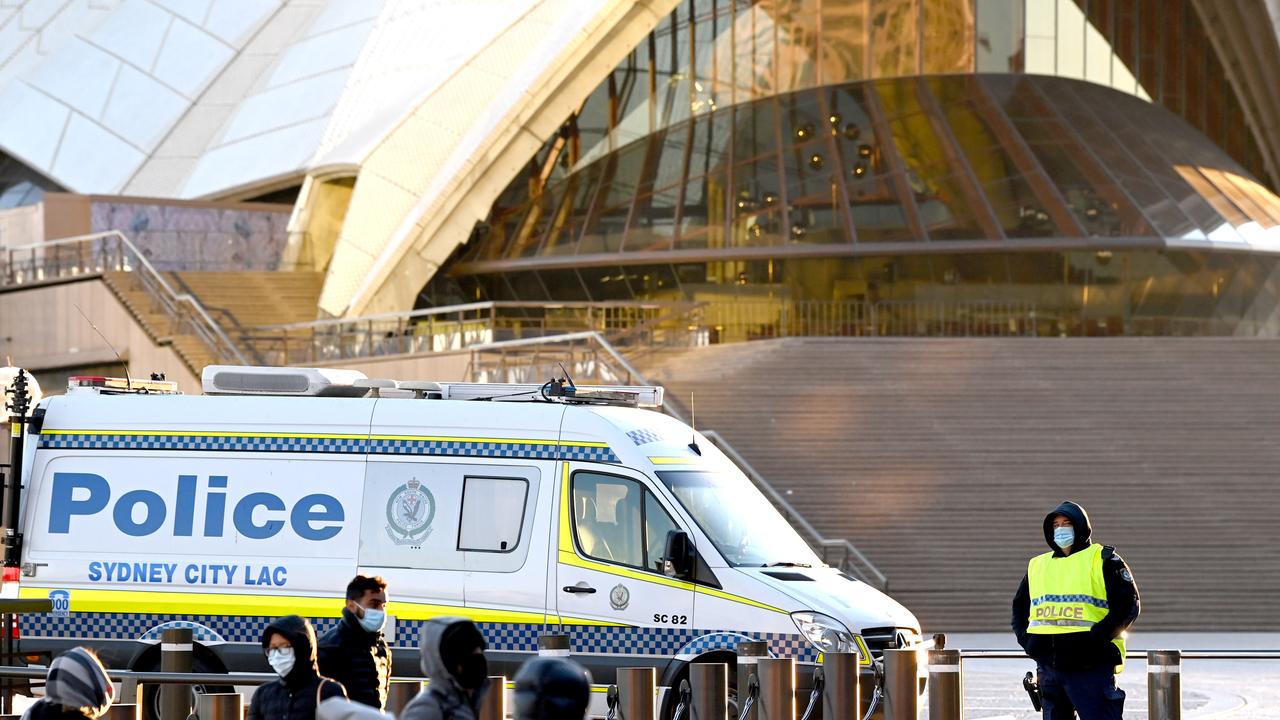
left=1012, top=501, right=1140, bottom=720
left=318, top=575, right=391, bottom=709
left=248, top=615, right=346, bottom=720
left=512, top=657, right=591, bottom=720
left=22, top=648, right=113, bottom=720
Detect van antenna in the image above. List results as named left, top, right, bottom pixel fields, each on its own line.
left=557, top=362, right=577, bottom=390
left=74, top=304, right=131, bottom=392
left=688, top=391, right=701, bottom=455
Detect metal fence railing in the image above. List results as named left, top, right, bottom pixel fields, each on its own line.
left=1, top=231, right=249, bottom=366
left=246, top=301, right=700, bottom=367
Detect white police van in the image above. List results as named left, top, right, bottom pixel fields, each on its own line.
left=8, top=366, right=921, bottom=715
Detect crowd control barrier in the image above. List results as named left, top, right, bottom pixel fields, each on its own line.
left=0, top=641, right=1274, bottom=720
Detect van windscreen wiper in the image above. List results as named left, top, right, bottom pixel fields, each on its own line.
left=763, top=562, right=812, bottom=568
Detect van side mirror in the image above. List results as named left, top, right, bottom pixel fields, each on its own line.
left=663, top=530, right=693, bottom=579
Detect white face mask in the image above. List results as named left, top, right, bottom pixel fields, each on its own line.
left=1053, top=526, right=1075, bottom=550
left=267, top=647, right=295, bottom=677
left=358, top=608, right=386, bottom=633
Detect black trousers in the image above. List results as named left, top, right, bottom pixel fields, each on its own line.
left=1037, top=663, right=1125, bottom=720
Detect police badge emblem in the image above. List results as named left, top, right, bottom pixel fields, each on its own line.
left=609, top=584, right=630, bottom=611
left=385, top=479, right=436, bottom=545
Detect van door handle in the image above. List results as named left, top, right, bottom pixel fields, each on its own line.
left=562, top=584, right=596, bottom=594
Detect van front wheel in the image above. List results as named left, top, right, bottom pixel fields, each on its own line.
left=138, top=657, right=235, bottom=720
left=660, top=665, right=738, bottom=720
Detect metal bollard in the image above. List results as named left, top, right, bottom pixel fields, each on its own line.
left=194, top=693, right=241, bottom=720
left=690, top=663, right=728, bottom=720
left=736, top=641, right=768, bottom=720
left=882, top=648, right=919, bottom=720
left=103, top=705, right=139, bottom=720
left=160, top=628, right=193, bottom=720
left=385, top=679, right=426, bottom=716
left=1148, top=650, right=1182, bottom=720
left=755, top=658, right=795, bottom=720
left=927, top=649, right=961, bottom=720
left=538, top=633, right=571, bottom=657
left=617, top=667, right=656, bottom=720
left=477, top=675, right=506, bottom=720
left=822, top=652, right=860, bottom=720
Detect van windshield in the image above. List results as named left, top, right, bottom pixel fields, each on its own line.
left=656, top=470, right=822, bottom=568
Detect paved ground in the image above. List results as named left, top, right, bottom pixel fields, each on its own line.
left=936, top=633, right=1280, bottom=719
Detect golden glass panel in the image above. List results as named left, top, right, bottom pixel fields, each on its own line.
left=922, top=0, right=974, bottom=74
left=869, top=0, right=920, bottom=77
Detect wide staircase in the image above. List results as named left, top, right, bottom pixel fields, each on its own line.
left=638, top=337, right=1280, bottom=632
left=103, top=271, right=325, bottom=374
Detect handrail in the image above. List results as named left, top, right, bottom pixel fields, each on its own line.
left=167, top=271, right=266, bottom=365
left=3, top=231, right=249, bottom=365
left=465, top=331, right=889, bottom=589
left=701, top=429, right=888, bottom=590
left=255, top=300, right=699, bottom=332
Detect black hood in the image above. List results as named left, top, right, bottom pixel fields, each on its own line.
left=261, top=614, right=320, bottom=687
left=513, top=657, right=591, bottom=720
left=1043, top=500, right=1092, bottom=555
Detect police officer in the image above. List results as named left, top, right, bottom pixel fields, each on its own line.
left=1012, top=501, right=1140, bottom=720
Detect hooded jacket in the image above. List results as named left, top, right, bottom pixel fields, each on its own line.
left=248, top=615, right=347, bottom=720
left=318, top=608, right=391, bottom=709
left=513, top=658, right=591, bottom=720
left=1011, top=501, right=1141, bottom=671
left=22, top=648, right=113, bottom=720
left=400, top=618, right=491, bottom=720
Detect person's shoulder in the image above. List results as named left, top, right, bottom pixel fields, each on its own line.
left=320, top=678, right=347, bottom=699
left=1099, top=544, right=1128, bottom=564
left=319, top=622, right=350, bottom=648
left=400, top=689, right=442, bottom=720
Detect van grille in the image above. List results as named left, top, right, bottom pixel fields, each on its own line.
left=860, top=627, right=920, bottom=658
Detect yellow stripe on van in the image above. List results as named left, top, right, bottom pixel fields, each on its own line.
left=556, top=463, right=785, bottom=616
left=647, top=456, right=697, bottom=465
left=17, top=587, right=622, bottom=627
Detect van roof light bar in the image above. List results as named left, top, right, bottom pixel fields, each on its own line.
left=434, top=382, right=664, bottom=408
left=68, top=376, right=179, bottom=395
left=202, top=365, right=368, bottom=397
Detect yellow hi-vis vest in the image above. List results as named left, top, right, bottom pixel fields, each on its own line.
left=1027, top=543, right=1126, bottom=673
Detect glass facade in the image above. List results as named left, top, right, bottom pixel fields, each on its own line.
left=419, top=0, right=1280, bottom=337
left=0, top=150, right=62, bottom=209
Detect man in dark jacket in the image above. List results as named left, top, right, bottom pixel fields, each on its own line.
left=319, top=575, right=391, bottom=709
left=1012, top=501, right=1140, bottom=720
left=400, top=618, right=490, bottom=720
left=22, top=648, right=113, bottom=720
left=248, top=615, right=346, bottom=720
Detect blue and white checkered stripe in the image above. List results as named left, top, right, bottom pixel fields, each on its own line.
left=1030, top=594, right=1108, bottom=609
left=625, top=429, right=664, bottom=446
left=38, top=434, right=620, bottom=464
left=23, top=614, right=814, bottom=660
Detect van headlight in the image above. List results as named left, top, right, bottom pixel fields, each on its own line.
left=790, top=611, right=856, bottom=654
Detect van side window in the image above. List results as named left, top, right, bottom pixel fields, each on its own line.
left=644, top=492, right=678, bottom=573
left=459, top=477, right=528, bottom=552
left=572, top=472, right=679, bottom=573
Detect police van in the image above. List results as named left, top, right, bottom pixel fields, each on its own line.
left=8, top=366, right=921, bottom=715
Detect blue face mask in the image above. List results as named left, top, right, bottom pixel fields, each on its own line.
left=1053, top=526, right=1075, bottom=550
left=359, top=608, right=386, bottom=633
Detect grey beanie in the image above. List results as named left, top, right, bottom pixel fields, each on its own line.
left=43, top=648, right=112, bottom=718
